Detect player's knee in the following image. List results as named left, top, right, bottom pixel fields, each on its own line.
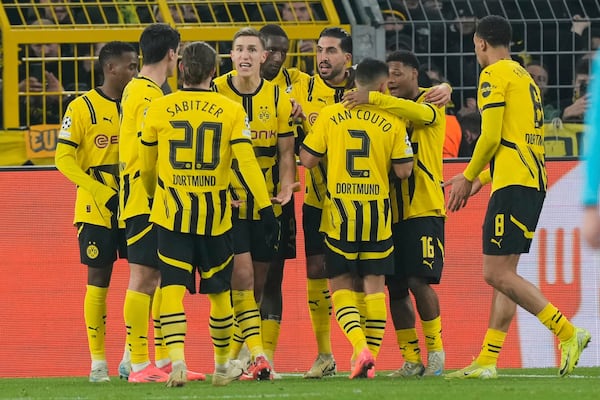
left=387, top=284, right=409, bottom=301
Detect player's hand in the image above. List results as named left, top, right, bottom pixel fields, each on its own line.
left=443, top=173, right=473, bottom=212
left=272, top=182, right=301, bottom=205
left=425, top=83, right=452, bottom=107
left=231, top=199, right=244, bottom=208
left=342, top=89, right=369, bottom=110
left=470, top=177, right=484, bottom=196
left=582, top=206, right=600, bottom=248
left=259, top=206, right=281, bottom=253
left=290, top=98, right=306, bottom=121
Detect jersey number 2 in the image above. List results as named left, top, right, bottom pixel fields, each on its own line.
left=169, top=121, right=222, bottom=170
left=346, top=129, right=371, bottom=178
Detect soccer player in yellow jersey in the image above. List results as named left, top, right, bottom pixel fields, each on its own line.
left=55, top=41, right=138, bottom=383
left=212, top=27, right=296, bottom=381
left=119, top=23, right=204, bottom=383
left=139, top=41, right=277, bottom=387
left=344, top=50, right=449, bottom=377
left=300, top=57, right=414, bottom=379
left=445, top=15, right=590, bottom=379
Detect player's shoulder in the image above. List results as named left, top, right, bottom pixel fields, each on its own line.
left=212, top=71, right=234, bottom=87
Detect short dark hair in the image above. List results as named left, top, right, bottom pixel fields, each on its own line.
left=233, top=27, right=266, bottom=49
left=98, top=41, right=137, bottom=70
left=139, top=23, right=180, bottom=65
left=476, top=15, right=512, bottom=47
left=355, top=57, right=389, bottom=86
left=575, top=57, right=591, bottom=75
left=181, top=42, right=217, bottom=85
left=260, top=24, right=288, bottom=40
left=319, top=27, right=352, bottom=54
left=386, top=50, right=420, bottom=70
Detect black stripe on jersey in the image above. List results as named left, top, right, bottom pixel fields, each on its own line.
left=91, top=168, right=106, bottom=185
left=392, top=157, right=414, bottom=164
left=481, top=101, right=506, bottom=111
left=383, top=198, right=391, bottom=226
left=141, top=139, right=158, bottom=147
left=279, top=131, right=295, bottom=138
left=242, top=95, right=253, bottom=121
left=417, top=160, right=435, bottom=182
left=158, top=177, right=165, bottom=189
left=301, top=143, right=325, bottom=158
left=307, top=76, right=315, bottom=101
left=189, top=192, right=200, bottom=234
left=393, top=180, right=403, bottom=221
left=219, top=189, right=227, bottom=222
left=169, top=187, right=184, bottom=232
left=133, top=170, right=140, bottom=179
left=528, top=147, right=547, bottom=191
left=353, top=200, right=363, bottom=241
left=422, top=103, right=437, bottom=125
left=274, top=85, right=280, bottom=117
left=204, top=192, right=215, bottom=234
left=369, top=200, right=378, bottom=242
left=90, top=164, right=119, bottom=177
left=334, top=88, right=344, bottom=103
left=233, top=168, right=254, bottom=220
left=137, top=131, right=142, bottom=138
left=500, top=139, right=534, bottom=178
left=407, top=172, right=416, bottom=205
left=82, top=96, right=97, bottom=124
left=231, top=138, right=252, bottom=145
left=123, top=174, right=131, bottom=208
left=309, top=170, right=322, bottom=202
left=57, top=138, right=78, bottom=148
left=254, top=145, right=277, bottom=158
left=283, top=69, right=292, bottom=90
left=333, top=198, right=348, bottom=240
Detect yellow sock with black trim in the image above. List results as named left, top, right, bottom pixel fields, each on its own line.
left=332, top=289, right=367, bottom=353
left=152, top=286, right=170, bottom=365
left=364, top=292, right=386, bottom=359
left=537, top=302, right=575, bottom=342
left=84, top=285, right=108, bottom=361
left=354, top=290, right=367, bottom=332
left=396, top=328, right=421, bottom=363
left=262, top=319, right=281, bottom=362
left=124, top=289, right=152, bottom=365
left=208, top=290, right=235, bottom=366
left=475, top=328, right=506, bottom=366
left=159, top=285, right=187, bottom=363
left=232, top=290, right=264, bottom=359
left=307, top=278, right=332, bottom=354
left=421, top=316, right=443, bottom=352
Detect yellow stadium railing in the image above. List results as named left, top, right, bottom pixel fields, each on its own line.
left=0, top=1, right=349, bottom=128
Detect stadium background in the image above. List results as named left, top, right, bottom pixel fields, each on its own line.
left=0, top=0, right=599, bottom=377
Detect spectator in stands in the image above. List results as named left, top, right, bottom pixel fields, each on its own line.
left=561, top=57, right=590, bottom=122
left=457, top=111, right=481, bottom=158
left=155, top=3, right=199, bottom=23
left=280, top=2, right=319, bottom=74
left=526, top=60, right=561, bottom=121
left=379, top=1, right=412, bottom=53
left=18, top=19, right=76, bottom=125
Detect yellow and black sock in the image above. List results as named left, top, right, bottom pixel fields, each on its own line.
left=124, top=289, right=152, bottom=366
left=475, top=328, right=506, bottom=366
left=332, top=289, right=367, bottom=353
left=262, top=319, right=281, bottom=362
left=307, top=278, right=332, bottom=355
left=159, top=285, right=187, bottom=363
left=421, top=316, right=443, bottom=353
left=232, top=290, right=264, bottom=359
left=84, top=285, right=108, bottom=362
left=537, top=302, right=575, bottom=342
left=152, top=286, right=170, bottom=366
left=208, top=290, right=234, bottom=366
left=364, top=292, right=386, bottom=359
left=396, top=328, right=421, bottom=364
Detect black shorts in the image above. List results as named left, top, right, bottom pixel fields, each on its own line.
left=278, top=199, right=297, bottom=260
left=124, top=214, right=159, bottom=268
left=77, top=222, right=127, bottom=267
left=482, top=186, right=545, bottom=255
left=324, top=236, right=394, bottom=278
left=302, top=204, right=325, bottom=257
left=231, top=209, right=280, bottom=263
left=157, top=225, right=233, bottom=295
left=387, top=216, right=445, bottom=287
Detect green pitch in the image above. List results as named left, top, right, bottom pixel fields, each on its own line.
left=2, top=368, right=599, bottom=400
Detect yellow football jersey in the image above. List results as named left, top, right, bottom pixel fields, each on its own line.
left=296, top=74, right=352, bottom=209
left=55, top=88, right=121, bottom=228
left=140, top=88, right=273, bottom=235
left=213, top=75, right=294, bottom=220
left=302, top=103, right=414, bottom=242
left=369, top=89, right=447, bottom=222
left=119, top=76, right=164, bottom=221
left=464, top=59, right=547, bottom=193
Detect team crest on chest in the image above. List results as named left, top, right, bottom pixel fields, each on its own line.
left=258, top=105, right=271, bottom=124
